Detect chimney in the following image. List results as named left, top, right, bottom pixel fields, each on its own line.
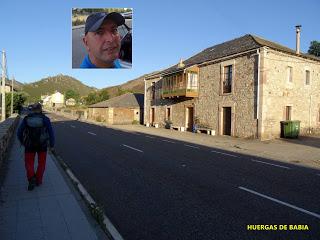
left=295, top=25, right=301, bottom=54
left=177, top=58, right=185, bottom=68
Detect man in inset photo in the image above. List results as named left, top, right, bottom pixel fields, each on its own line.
left=72, top=9, right=132, bottom=69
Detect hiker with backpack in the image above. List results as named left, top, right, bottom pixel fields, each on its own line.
left=17, top=103, right=55, bottom=191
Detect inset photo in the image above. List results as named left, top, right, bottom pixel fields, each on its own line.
left=72, top=8, right=132, bottom=69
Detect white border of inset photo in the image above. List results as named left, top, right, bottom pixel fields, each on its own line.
left=72, top=8, right=132, bottom=69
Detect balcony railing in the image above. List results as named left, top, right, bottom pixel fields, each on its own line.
left=161, top=68, right=199, bottom=98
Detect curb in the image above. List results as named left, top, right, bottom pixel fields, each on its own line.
left=51, top=151, right=124, bottom=240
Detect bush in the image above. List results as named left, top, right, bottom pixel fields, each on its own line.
left=132, top=120, right=139, bottom=125
left=164, top=120, right=172, bottom=129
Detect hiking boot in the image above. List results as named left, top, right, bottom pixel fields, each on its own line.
left=28, top=176, right=36, bottom=191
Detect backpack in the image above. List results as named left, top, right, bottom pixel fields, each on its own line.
left=22, top=114, right=49, bottom=149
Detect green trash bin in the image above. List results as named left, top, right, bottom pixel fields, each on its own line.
left=280, top=120, right=300, bottom=138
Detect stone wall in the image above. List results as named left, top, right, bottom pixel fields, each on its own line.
left=0, top=115, right=20, bottom=168
left=88, top=108, right=108, bottom=122
left=260, top=49, right=320, bottom=139
left=196, top=53, right=258, bottom=138
left=113, top=107, right=139, bottom=125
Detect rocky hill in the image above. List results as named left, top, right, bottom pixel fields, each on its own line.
left=22, top=74, right=96, bottom=102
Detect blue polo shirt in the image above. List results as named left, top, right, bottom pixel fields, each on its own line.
left=80, top=55, right=122, bottom=68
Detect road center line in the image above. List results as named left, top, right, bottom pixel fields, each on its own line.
left=184, top=144, right=199, bottom=149
left=251, top=159, right=290, bottom=169
left=239, top=186, right=320, bottom=220
left=88, top=132, right=96, bottom=136
left=122, top=144, right=143, bottom=153
left=162, top=139, right=175, bottom=143
left=211, top=150, right=239, bottom=158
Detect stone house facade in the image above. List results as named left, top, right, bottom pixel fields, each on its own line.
left=88, top=93, right=144, bottom=124
left=144, top=34, right=320, bottom=140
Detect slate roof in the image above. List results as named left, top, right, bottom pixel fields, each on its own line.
left=89, top=93, right=144, bottom=108
left=160, top=34, right=320, bottom=76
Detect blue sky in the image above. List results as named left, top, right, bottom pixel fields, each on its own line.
left=0, top=0, right=319, bottom=89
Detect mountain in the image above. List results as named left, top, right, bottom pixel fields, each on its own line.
left=100, top=71, right=159, bottom=99
left=22, top=74, right=97, bottom=102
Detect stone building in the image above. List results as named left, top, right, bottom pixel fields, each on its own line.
left=144, top=33, right=320, bottom=140
left=88, top=93, right=144, bottom=124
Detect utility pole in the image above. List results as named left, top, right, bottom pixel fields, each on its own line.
left=11, top=75, right=14, bottom=115
left=1, top=50, right=6, bottom=122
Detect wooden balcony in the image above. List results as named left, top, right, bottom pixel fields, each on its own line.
left=161, top=66, right=199, bottom=99
left=162, top=88, right=198, bottom=98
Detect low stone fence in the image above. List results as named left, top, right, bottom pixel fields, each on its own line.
left=0, top=115, right=20, bottom=168
left=47, top=108, right=88, bottom=121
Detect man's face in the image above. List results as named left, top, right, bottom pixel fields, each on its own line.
left=83, top=19, right=121, bottom=67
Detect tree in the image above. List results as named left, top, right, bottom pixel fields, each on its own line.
left=98, top=89, right=109, bottom=102
left=65, top=89, right=80, bottom=101
left=308, top=41, right=320, bottom=57
left=84, top=89, right=110, bottom=105
left=84, top=92, right=99, bottom=105
left=5, top=92, right=27, bottom=116
left=116, top=87, right=132, bottom=96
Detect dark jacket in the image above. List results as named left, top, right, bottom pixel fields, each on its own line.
left=17, top=113, right=55, bottom=152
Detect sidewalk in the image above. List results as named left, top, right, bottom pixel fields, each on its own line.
left=0, top=133, right=106, bottom=239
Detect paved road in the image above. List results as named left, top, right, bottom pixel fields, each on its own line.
left=49, top=113, right=320, bottom=240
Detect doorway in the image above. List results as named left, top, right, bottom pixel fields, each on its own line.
left=223, top=107, right=231, bottom=135
left=186, top=107, right=194, bottom=131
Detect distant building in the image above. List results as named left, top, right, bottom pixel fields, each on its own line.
left=4, top=79, right=19, bottom=93
left=41, top=91, right=65, bottom=108
left=88, top=93, right=144, bottom=124
left=41, top=95, right=52, bottom=106
left=66, top=98, right=76, bottom=106
left=50, top=91, right=64, bottom=108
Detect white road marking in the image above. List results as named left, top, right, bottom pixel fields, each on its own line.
left=181, top=164, right=186, bottom=167
left=145, top=136, right=155, bottom=139
left=211, top=150, right=239, bottom=158
left=162, top=139, right=175, bottom=144
left=88, top=132, right=96, bottom=136
left=70, top=125, right=76, bottom=128
left=239, top=186, right=320, bottom=220
left=184, top=144, right=199, bottom=149
left=251, top=159, right=290, bottom=170
left=317, top=174, right=320, bottom=177
left=122, top=144, right=143, bottom=153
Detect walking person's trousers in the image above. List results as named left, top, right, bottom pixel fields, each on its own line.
left=25, top=151, right=47, bottom=184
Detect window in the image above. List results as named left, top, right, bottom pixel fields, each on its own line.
left=287, top=66, right=293, bottom=83
left=223, top=65, right=232, bottom=93
left=305, top=70, right=310, bottom=85
left=187, top=72, right=198, bottom=90
left=285, top=106, right=292, bottom=120
left=151, top=82, right=155, bottom=100
left=166, top=107, right=171, bottom=121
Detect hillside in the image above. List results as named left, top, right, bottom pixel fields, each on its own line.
left=101, top=72, right=160, bottom=99
left=22, top=74, right=96, bottom=102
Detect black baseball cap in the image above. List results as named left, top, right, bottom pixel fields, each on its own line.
left=85, top=12, right=125, bottom=35
left=32, top=103, right=42, bottom=112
